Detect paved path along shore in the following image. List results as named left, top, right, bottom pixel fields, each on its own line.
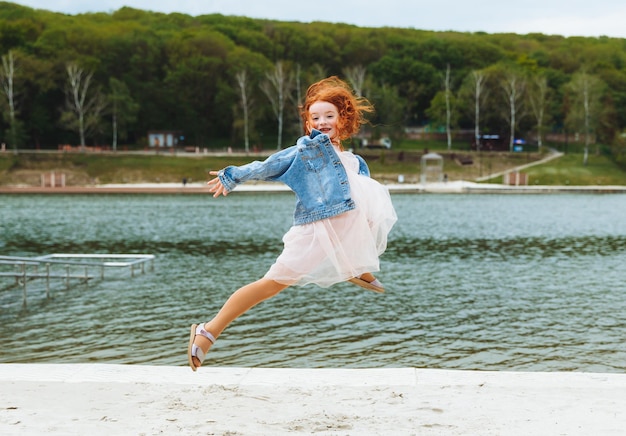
left=1, top=364, right=625, bottom=435
left=2, top=180, right=626, bottom=194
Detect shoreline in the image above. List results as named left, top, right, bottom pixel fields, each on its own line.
left=1, top=364, right=625, bottom=435
left=2, top=180, right=626, bottom=194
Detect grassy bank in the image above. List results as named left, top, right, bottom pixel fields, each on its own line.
left=1, top=148, right=625, bottom=186
left=523, top=154, right=626, bottom=186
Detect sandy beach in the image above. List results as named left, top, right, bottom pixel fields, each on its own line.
left=1, top=364, right=625, bottom=435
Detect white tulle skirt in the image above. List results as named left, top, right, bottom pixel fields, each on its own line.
left=265, top=150, right=397, bottom=288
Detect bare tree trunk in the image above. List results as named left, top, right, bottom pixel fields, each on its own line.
left=112, top=102, right=118, bottom=151
left=235, top=70, right=251, bottom=153
left=66, top=63, right=91, bottom=147
left=528, top=75, right=548, bottom=152
left=583, top=76, right=590, bottom=165
left=64, top=63, right=106, bottom=149
left=471, top=70, right=486, bottom=150
left=0, top=51, right=17, bottom=150
left=501, top=72, right=525, bottom=152
left=509, top=84, right=516, bottom=152
left=444, top=63, right=452, bottom=150
left=293, top=64, right=303, bottom=134
left=260, top=61, right=293, bottom=150
left=343, top=65, right=366, bottom=97
left=311, top=64, right=327, bottom=82
left=566, top=70, right=603, bottom=166
left=108, top=77, right=137, bottom=153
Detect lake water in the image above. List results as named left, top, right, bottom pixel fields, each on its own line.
left=1, top=192, right=625, bottom=373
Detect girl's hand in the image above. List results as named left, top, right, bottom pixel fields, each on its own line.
left=207, top=170, right=229, bottom=197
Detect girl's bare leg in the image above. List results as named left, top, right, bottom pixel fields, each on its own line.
left=191, top=278, right=289, bottom=368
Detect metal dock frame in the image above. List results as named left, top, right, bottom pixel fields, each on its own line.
left=0, top=254, right=155, bottom=306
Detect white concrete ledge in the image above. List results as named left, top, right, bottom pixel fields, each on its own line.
left=1, top=364, right=625, bottom=435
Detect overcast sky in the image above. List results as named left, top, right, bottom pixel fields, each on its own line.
left=9, top=0, right=626, bottom=38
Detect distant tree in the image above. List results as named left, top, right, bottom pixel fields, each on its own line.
left=61, top=63, right=107, bottom=148
left=227, top=46, right=273, bottom=149
left=343, top=65, right=367, bottom=97
left=0, top=50, right=21, bottom=150
left=426, top=88, right=458, bottom=150
left=108, top=77, right=138, bottom=151
left=163, top=29, right=233, bottom=146
left=442, top=64, right=454, bottom=150
left=309, top=64, right=327, bottom=83
left=292, top=63, right=304, bottom=134
left=565, top=70, right=606, bottom=165
left=460, top=70, right=488, bottom=150
left=369, top=81, right=404, bottom=142
left=260, top=61, right=294, bottom=150
left=527, top=74, right=552, bottom=152
left=499, top=69, right=526, bottom=152
left=235, top=69, right=253, bottom=153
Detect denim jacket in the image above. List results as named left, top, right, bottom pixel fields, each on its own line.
left=218, top=130, right=370, bottom=225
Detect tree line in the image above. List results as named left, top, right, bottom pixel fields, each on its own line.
left=0, top=1, right=625, bottom=164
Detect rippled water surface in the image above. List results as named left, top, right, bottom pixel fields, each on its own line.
left=1, top=192, right=625, bottom=372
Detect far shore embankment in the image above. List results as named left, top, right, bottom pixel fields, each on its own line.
left=1, top=180, right=626, bottom=195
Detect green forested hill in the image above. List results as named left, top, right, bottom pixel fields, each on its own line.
left=0, top=1, right=625, bottom=169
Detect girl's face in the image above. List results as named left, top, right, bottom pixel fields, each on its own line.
left=307, top=101, right=340, bottom=143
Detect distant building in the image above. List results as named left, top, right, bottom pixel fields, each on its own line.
left=147, top=131, right=183, bottom=147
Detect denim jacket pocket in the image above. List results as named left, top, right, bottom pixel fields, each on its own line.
left=299, top=146, right=329, bottom=173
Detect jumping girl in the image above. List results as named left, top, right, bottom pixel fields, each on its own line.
left=188, top=76, right=397, bottom=370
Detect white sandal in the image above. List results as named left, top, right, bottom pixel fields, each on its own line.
left=188, top=323, right=216, bottom=371
left=348, top=277, right=385, bottom=293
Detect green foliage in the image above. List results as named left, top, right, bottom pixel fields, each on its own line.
left=0, top=0, right=624, bottom=180
left=3, top=118, right=24, bottom=149
left=425, top=90, right=457, bottom=131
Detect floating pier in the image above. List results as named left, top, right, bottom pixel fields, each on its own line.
left=0, top=253, right=155, bottom=306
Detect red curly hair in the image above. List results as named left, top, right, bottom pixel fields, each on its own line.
left=300, top=76, right=374, bottom=142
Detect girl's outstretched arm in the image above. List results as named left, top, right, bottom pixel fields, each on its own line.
left=207, top=170, right=229, bottom=197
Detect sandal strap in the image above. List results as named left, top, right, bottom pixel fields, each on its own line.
left=191, top=324, right=216, bottom=365
left=195, top=324, right=216, bottom=344
left=191, top=344, right=206, bottom=363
